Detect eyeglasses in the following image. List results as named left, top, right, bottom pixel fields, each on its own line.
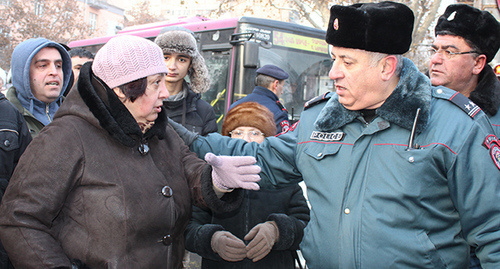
left=229, top=130, right=265, bottom=139
left=427, top=47, right=480, bottom=59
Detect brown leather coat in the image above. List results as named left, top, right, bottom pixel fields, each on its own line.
left=0, top=63, right=241, bottom=269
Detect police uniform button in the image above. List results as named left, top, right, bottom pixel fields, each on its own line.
left=436, top=89, right=443, bottom=94
left=344, top=208, right=350, bottom=214
left=408, top=156, right=415, bottom=163
left=317, top=152, right=323, bottom=157
left=162, top=186, right=173, bottom=197
left=3, top=140, right=10, bottom=147
left=161, top=234, right=172, bottom=246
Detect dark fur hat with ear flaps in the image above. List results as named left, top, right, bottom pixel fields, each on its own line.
left=326, top=1, right=414, bottom=54
left=221, top=102, right=277, bottom=137
left=435, top=4, right=500, bottom=63
left=154, top=26, right=211, bottom=93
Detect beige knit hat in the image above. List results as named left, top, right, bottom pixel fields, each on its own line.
left=222, top=102, right=277, bottom=137
left=92, top=35, right=167, bottom=89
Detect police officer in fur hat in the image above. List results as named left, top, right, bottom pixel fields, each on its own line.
left=230, top=64, right=290, bottom=134
left=429, top=4, right=500, bottom=135
left=170, top=1, right=500, bottom=267
left=155, top=26, right=218, bottom=135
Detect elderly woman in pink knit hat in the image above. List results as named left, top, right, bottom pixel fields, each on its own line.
left=0, top=35, right=260, bottom=269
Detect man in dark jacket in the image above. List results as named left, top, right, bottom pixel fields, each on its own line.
left=230, top=65, right=291, bottom=134
left=429, top=4, right=500, bottom=134
left=0, top=92, right=32, bottom=268
left=155, top=26, right=218, bottom=136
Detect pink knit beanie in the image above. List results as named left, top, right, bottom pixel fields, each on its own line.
left=92, top=35, right=167, bottom=89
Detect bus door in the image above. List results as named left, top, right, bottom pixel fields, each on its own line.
left=231, top=22, right=333, bottom=123
left=197, top=29, right=236, bottom=130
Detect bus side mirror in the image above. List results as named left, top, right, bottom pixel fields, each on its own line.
left=243, top=41, right=259, bottom=68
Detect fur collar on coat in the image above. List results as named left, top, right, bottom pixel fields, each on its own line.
left=315, top=58, right=431, bottom=133
left=469, top=64, right=500, bottom=117
left=74, top=62, right=167, bottom=147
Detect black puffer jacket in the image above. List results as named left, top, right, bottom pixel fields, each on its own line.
left=185, top=185, right=310, bottom=269
left=0, top=93, right=31, bottom=200
left=164, top=82, right=218, bottom=136
left=0, top=92, right=31, bottom=269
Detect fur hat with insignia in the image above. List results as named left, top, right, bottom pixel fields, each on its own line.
left=154, top=26, right=211, bottom=93
left=222, top=102, right=277, bottom=137
left=326, top=1, right=414, bottom=54
left=435, top=4, right=500, bottom=63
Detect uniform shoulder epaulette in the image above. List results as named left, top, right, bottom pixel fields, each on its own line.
left=432, top=86, right=482, bottom=119
left=304, top=92, right=332, bottom=110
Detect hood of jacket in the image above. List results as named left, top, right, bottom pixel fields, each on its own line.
left=54, top=62, right=167, bottom=148
left=315, top=58, right=431, bottom=133
left=469, top=64, right=500, bottom=117
left=11, top=38, right=72, bottom=126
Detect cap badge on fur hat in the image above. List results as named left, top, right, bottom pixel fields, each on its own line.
left=326, top=1, right=414, bottom=54
left=333, top=18, right=339, bottom=30
left=447, top=11, right=457, bottom=21
left=435, top=4, right=500, bottom=63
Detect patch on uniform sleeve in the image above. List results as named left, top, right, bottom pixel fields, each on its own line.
left=280, top=120, right=290, bottom=132
left=449, top=92, right=481, bottom=118
left=483, top=134, right=500, bottom=170
left=304, top=92, right=332, bottom=110
left=276, top=120, right=298, bottom=136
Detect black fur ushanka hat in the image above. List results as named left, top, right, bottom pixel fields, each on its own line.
left=326, top=1, right=414, bottom=54
left=435, top=4, right=500, bottom=63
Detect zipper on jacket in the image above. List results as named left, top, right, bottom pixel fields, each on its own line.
left=45, top=104, right=52, bottom=123
left=244, top=190, right=250, bottom=245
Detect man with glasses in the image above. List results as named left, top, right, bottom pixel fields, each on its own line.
left=429, top=4, right=500, bottom=134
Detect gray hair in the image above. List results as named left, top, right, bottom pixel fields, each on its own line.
left=368, top=52, right=404, bottom=76
left=255, top=74, right=278, bottom=88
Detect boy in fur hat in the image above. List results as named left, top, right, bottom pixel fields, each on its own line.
left=155, top=26, right=217, bottom=135
left=171, top=1, right=500, bottom=267
left=429, top=4, right=500, bottom=135
left=185, top=102, right=309, bottom=268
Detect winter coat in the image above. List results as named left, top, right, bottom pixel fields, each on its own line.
left=0, top=92, right=32, bottom=200
left=0, top=92, right=31, bottom=269
left=230, top=86, right=290, bottom=134
left=0, top=63, right=241, bottom=269
left=469, top=64, right=500, bottom=134
left=185, top=184, right=310, bottom=269
left=164, top=81, right=218, bottom=136
left=7, top=38, right=72, bottom=132
left=5, top=87, right=47, bottom=137
left=187, top=58, right=500, bottom=268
